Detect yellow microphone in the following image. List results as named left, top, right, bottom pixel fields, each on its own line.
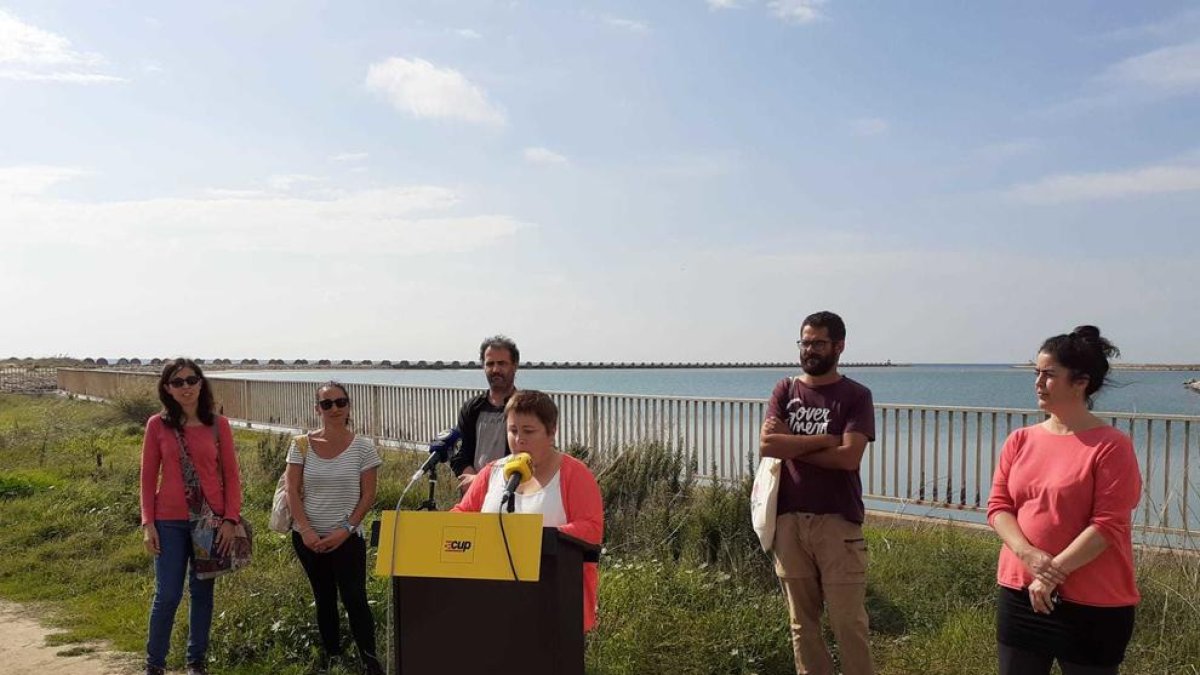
left=500, top=452, right=533, bottom=513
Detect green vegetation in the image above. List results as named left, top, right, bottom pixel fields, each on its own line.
left=1, top=394, right=1197, bottom=674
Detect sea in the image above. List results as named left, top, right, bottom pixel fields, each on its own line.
left=212, top=364, right=1200, bottom=416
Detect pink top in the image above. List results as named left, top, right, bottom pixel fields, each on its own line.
left=452, top=454, right=604, bottom=632
left=986, top=424, right=1141, bottom=607
left=140, top=414, right=242, bottom=525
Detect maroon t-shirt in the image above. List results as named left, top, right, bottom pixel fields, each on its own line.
left=766, top=375, right=875, bottom=524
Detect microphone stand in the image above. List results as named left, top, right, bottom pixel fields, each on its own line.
left=416, top=464, right=439, bottom=512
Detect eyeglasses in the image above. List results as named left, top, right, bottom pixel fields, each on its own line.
left=796, top=339, right=832, bottom=351
left=318, top=397, right=350, bottom=410
left=168, top=375, right=202, bottom=388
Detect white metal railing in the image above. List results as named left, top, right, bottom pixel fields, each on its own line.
left=1, top=366, right=58, bottom=393
left=56, top=369, right=1200, bottom=541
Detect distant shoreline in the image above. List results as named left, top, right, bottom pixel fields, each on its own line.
left=1012, top=364, right=1200, bottom=372
left=34, top=360, right=908, bottom=372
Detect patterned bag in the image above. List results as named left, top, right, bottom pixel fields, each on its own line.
left=170, top=420, right=253, bottom=579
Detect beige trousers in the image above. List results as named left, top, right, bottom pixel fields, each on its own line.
left=773, top=512, right=874, bottom=675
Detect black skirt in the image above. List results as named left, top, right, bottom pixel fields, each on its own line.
left=996, top=586, right=1135, bottom=667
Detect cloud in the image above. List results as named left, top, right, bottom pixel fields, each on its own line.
left=1094, top=8, right=1200, bottom=43
left=706, top=0, right=745, bottom=9
left=1101, top=41, right=1200, bottom=93
left=329, top=152, right=369, bottom=163
left=0, top=169, right=528, bottom=256
left=767, top=0, right=827, bottom=25
left=1007, top=163, right=1200, bottom=204
left=0, top=165, right=88, bottom=197
left=455, top=28, right=483, bottom=39
left=267, top=174, right=324, bottom=191
left=850, top=117, right=888, bottom=136
left=604, top=17, right=650, bottom=34
left=523, top=147, right=569, bottom=165
left=365, top=57, right=505, bottom=126
left=0, top=9, right=125, bottom=83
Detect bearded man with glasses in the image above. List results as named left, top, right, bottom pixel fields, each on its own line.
left=760, top=311, right=877, bottom=675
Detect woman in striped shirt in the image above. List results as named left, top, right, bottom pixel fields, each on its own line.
left=285, top=381, right=384, bottom=675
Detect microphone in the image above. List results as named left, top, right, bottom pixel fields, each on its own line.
left=410, top=427, right=461, bottom=481
left=500, top=452, right=533, bottom=513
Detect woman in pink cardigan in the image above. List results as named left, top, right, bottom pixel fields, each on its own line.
left=452, top=389, right=604, bottom=632
left=987, top=326, right=1140, bottom=674
left=139, top=358, right=242, bottom=675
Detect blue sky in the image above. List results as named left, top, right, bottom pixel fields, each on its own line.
left=2, top=1, right=1198, bottom=364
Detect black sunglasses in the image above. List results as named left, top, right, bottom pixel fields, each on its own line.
left=168, top=375, right=202, bottom=388
left=318, top=397, right=350, bottom=410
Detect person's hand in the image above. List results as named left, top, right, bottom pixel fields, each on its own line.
left=762, top=417, right=788, bottom=436
left=1028, top=578, right=1057, bottom=615
left=214, top=520, right=238, bottom=557
left=316, top=528, right=350, bottom=553
left=300, top=527, right=321, bottom=551
left=457, top=472, right=477, bottom=494
left=142, top=524, right=160, bottom=555
left=1018, top=546, right=1067, bottom=586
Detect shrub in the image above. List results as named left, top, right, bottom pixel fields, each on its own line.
left=107, top=388, right=159, bottom=426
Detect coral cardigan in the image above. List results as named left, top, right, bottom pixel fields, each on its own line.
left=452, top=453, right=604, bottom=631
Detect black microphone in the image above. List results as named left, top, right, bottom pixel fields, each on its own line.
left=500, top=453, right=533, bottom=513
left=409, top=427, right=461, bottom=481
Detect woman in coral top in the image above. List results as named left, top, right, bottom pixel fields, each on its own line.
left=139, top=358, right=243, bottom=675
left=987, top=326, right=1140, bottom=674
left=452, top=389, right=604, bottom=632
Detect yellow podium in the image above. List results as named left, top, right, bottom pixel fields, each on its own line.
left=375, top=511, right=543, bottom=581
left=373, top=510, right=596, bottom=675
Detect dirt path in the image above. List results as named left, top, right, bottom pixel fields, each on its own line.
left=0, top=600, right=138, bottom=674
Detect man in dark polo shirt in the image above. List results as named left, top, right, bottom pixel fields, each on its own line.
left=761, top=311, right=875, bottom=675
left=449, top=335, right=519, bottom=493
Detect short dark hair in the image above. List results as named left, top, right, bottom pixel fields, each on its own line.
left=157, top=357, right=216, bottom=430
left=504, top=390, right=557, bottom=433
left=802, top=311, right=846, bottom=343
left=479, top=335, right=519, bottom=365
left=1039, top=325, right=1120, bottom=409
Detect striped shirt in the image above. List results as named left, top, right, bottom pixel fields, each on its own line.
left=287, top=434, right=382, bottom=536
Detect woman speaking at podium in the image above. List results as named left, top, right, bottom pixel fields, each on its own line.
left=452, top=390, right=604, bottom=632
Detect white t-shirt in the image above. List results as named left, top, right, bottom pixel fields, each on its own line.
left=479, top=461, right=567, bottom=527
left=287, top=434, right=382, bottom=536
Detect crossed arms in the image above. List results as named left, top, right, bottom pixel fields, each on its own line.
left=759, top=416, right=869, bottom=471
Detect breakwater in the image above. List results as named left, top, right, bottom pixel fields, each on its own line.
left=29, top=358, right=905, bottom=371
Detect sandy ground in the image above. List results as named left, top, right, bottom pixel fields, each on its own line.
left=0, top=600, right=139, bottom=674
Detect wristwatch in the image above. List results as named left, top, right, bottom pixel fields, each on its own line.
left=341, top=519, right=355, bottom=534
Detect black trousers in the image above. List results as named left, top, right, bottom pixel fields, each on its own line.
left=292, top=531, right=377, bottom=659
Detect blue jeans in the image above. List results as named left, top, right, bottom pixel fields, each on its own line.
left=146, top=520, right=214, bottom=669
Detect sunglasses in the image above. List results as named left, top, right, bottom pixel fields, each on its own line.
left=168, top=375, right=202, bottom=388
left=318, top=397, right=350, bottom=410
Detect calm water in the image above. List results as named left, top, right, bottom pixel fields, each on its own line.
left=214, top=365, right=1200, bottom=416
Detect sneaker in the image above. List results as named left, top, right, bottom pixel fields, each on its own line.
left=185, top=663, right=209, bottom=675
left=145, top=667, right=165, bottom=675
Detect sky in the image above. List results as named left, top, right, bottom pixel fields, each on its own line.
left=1, top=1, right=1198, bottom=364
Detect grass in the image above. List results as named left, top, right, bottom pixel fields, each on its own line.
left=1, top=393, right=1198, bottom=674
